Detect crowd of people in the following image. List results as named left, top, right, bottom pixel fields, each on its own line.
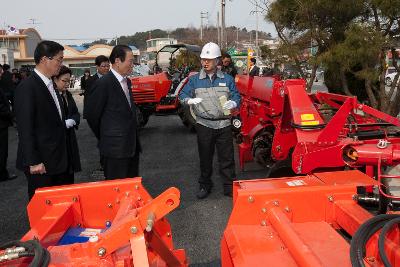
left=0, top=40, right=245, bottom=200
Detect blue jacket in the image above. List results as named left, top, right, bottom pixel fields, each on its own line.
left=179, top=69, right=241, bottom=129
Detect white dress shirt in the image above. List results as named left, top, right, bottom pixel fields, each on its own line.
left=111, top=68, right=131, bottom=107
left=34, top=69, right=62, bottom=119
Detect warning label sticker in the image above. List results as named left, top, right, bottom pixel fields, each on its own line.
left=286, top=180, right=307, bottom=187
left=80, top=228, right=102, bottom=237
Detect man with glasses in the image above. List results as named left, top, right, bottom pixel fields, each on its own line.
left=14, top=40, right=70, bottom=200
left=179, top=42, right=241, bottom=199
left=83, top=55, right=110, bottom=119
left=86, top=45, right=141, bottom=180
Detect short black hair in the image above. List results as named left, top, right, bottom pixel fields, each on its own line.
left=250, top=57, right=256, bottom=64
left=34, top=40, right=64, bottom=64
left=84, top=69, right=90, bottom=74
left=55, top=65, right=72, bottom=79
left=95, top=55, right=109, bottom=66
left=109, top=45, right=132, bottom=64
left=2, top=64, right=10, bottom=71
left=222, top=53, right=232, bottom=59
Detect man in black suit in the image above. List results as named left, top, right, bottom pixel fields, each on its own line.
left=249, top=57, right=260, bottom=77
left=14, top=40, right=70, bottom=199
left=83, top=55, right=110, bottom=119
left=86, top=45, right=141, bottom=179
left=0, top=64, right=16, bottom=107
left=0, top=64, right=17, bottom=182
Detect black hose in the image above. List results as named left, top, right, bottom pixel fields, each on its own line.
left=0, top=239, right=50, bottom=267
left=350, top=214, right=399, bottom=267
left=378, top=217, right=400, bottom=267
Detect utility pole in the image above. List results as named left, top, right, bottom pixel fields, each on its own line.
left=217, top=12, right=221, bottom=47
left=221, top=0, right=226, bottom=49
left=200, top=11, right=208, bottom=41
left=255, top=3, right=259, bottom=56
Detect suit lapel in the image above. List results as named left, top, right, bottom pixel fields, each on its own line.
left=32, top=72, right=64, bottom=124
left=109, top=72, right=132, bottom=111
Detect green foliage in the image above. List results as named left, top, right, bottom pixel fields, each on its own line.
left=109, top=29, right=168, bottom=48
left=264, top=0, right=400, bottom=114
left=175, top=50, right=201, bottom=72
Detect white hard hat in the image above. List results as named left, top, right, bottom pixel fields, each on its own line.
left=200, top=42, right=221, bottom=59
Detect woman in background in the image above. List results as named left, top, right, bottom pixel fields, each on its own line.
left=53, top=65, right=82, bottom=184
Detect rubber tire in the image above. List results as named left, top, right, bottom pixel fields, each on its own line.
left=178, top=105, right=196, bottom=132
left=136, top=108, right=150, bottom=128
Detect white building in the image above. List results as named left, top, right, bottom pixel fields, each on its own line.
left=146, top=38, right=178, bottom=53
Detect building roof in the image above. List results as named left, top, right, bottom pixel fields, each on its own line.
left=68, top=45, right=89, bottom=52
left=0, top=28, right=42, bottom=39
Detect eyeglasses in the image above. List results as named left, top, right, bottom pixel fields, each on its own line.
left=60, top=79, right=70, bottom=83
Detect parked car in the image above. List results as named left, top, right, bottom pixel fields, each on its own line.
left=385, top=68, right=399, bottom=86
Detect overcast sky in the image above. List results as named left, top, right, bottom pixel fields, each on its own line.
left=1, top=0, right=276, bottom=45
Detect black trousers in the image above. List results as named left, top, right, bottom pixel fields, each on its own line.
left=0, top=127, right=10, bottom=180
left=195, top=124, right=236, bottom=192
left=103, top=153, right=139, bottom=180
left=25, top=171, right=74, bottom=200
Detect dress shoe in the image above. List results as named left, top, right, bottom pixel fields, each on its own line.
left=0, top=174, right=17, bottom=182
left=196, top=188, right=210, bottom=199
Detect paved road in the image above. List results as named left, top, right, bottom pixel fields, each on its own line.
left=0, top=94, right=270, bottom=266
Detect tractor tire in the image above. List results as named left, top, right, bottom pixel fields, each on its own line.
left=266, top=159, right=296, bottom=178
left=178, top=105, right=196, bottom=132
left=136, top=108, right=150, bottom=128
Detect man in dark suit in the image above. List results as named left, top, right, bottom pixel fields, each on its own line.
left=0, top=64, right=16, bottom=107
left=79, top=69, right=91, bottom=96
left=249, top=57, right=260, bottom=77
left=14, top=40, right=70, bottom=199
left=86, top=45, right=141, bottom=179
left=83, top=55, right=110, bottom=119
left=0, top=64, right=17, bottom=182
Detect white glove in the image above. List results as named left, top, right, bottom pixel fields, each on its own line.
left=187, top=98, right=203, bottom=105
left=65, top=119, right=76, bottom=129
left=223, top=100, right=237, bottom=110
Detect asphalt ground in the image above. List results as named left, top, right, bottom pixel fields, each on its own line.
left=0, top=94, right=271, bottom=266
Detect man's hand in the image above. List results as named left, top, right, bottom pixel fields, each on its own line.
left=223, top=100, right=237, bottom=110
left=65, top=119, right=76, bottom=129
left=30, top=163, right=46, bottom=175
left=187, top=98, right=203, bottom=105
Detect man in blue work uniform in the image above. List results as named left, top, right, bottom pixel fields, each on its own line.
left=179, top=42, right=241, bottom=199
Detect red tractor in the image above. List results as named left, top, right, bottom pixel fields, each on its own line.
left=130, top=44, right=201, bottom=129
left=221, top=75, right=400, bottom=266
left=234, top=75, right=400, bottom=200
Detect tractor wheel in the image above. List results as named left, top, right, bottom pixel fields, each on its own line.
left=267, top=159, right=296, bottom=178
left=137, top=108, right=150, bottom=128
left=252, top=130, right=274, bottom=167
left=178, top=105, right=196, bottom=132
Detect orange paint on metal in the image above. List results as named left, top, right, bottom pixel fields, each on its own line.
left=221, top=170, right=398, bottom=267
left=6, top=178, right=188, bottom=267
